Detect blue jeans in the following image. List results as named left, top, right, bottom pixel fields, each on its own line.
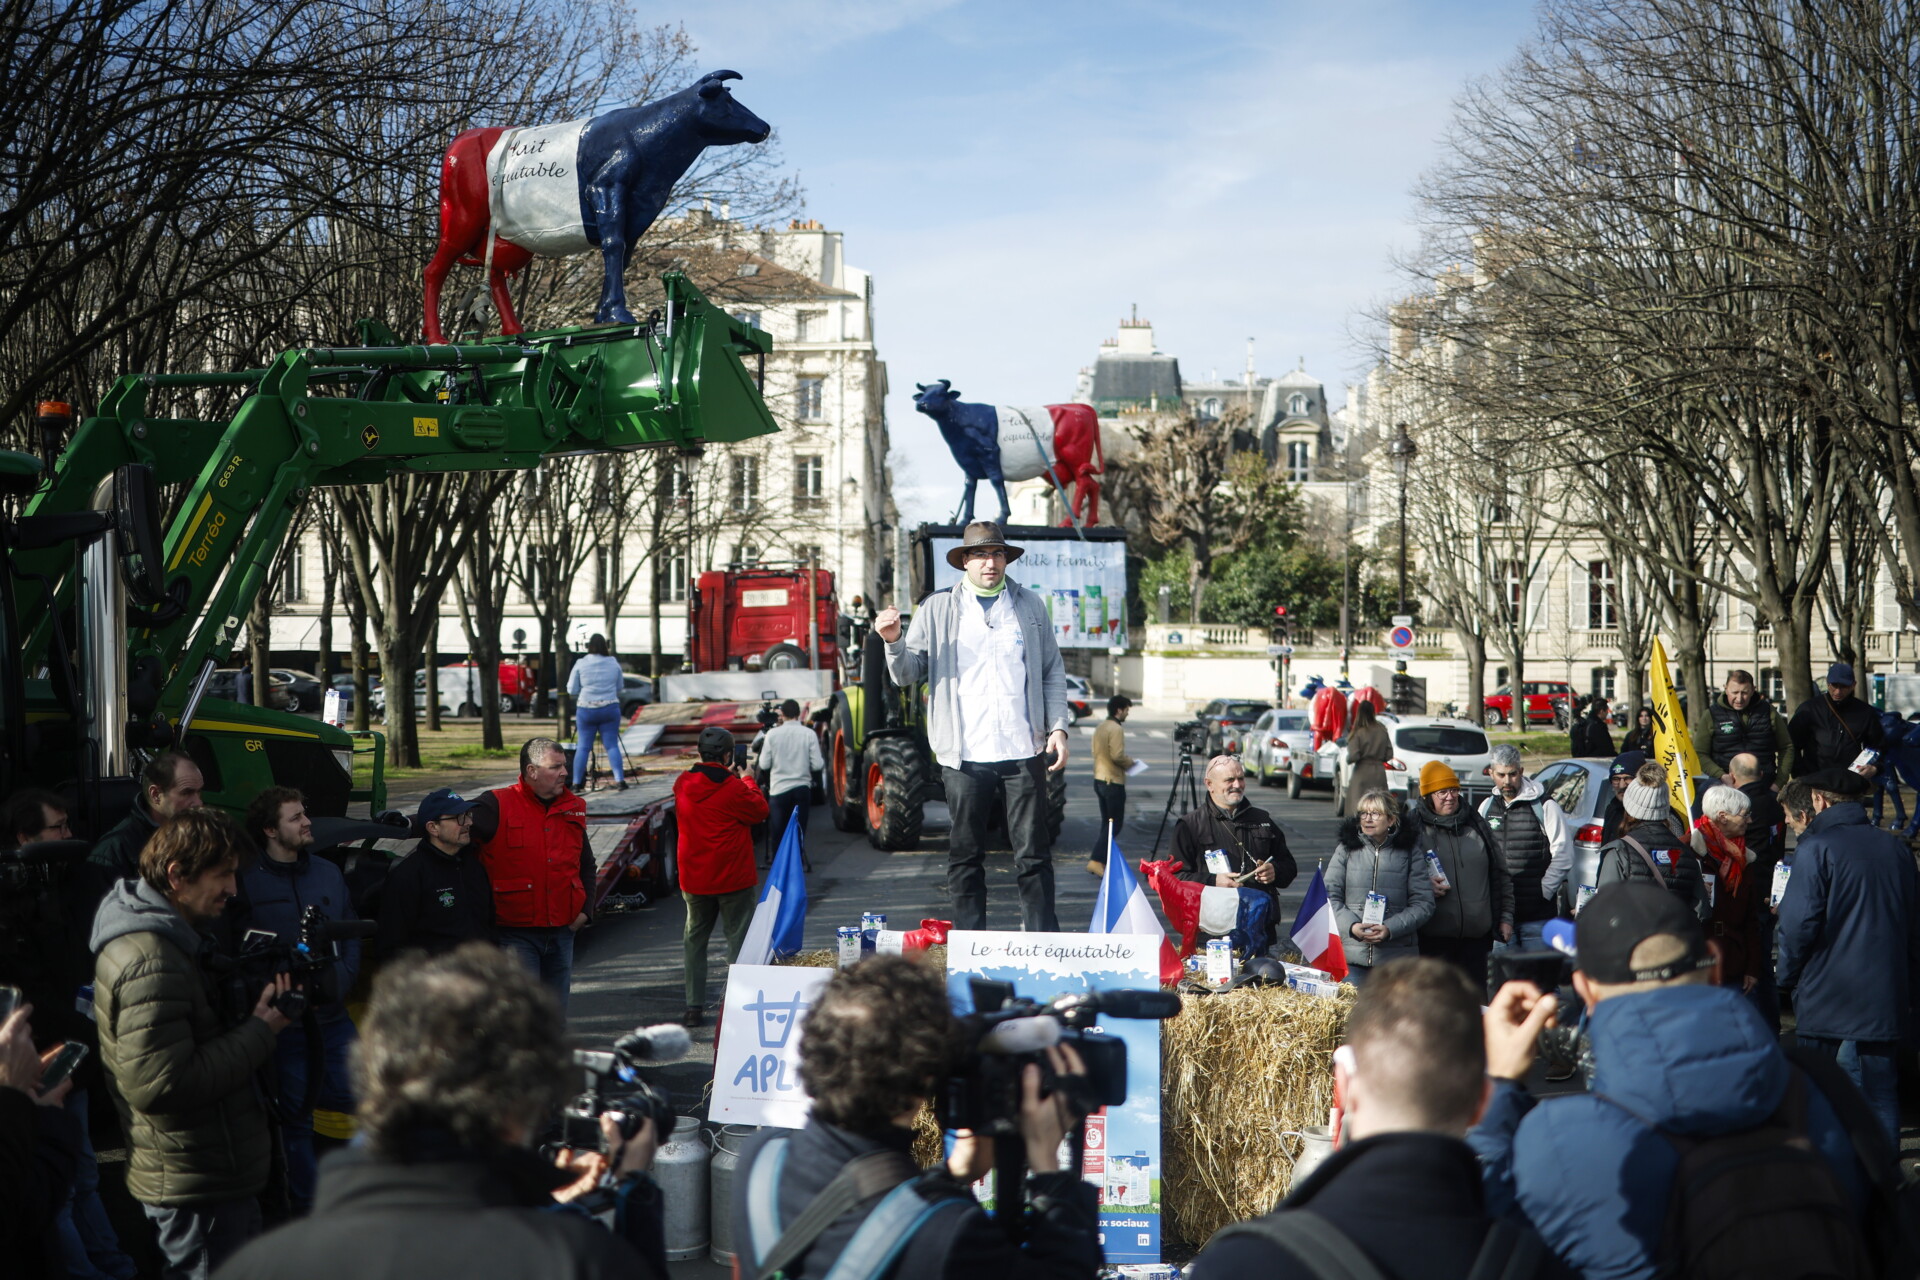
left=1493, top=920, right=1549, bottom=953
left=274, top=1015, right=357, bottom=1214
left=1805, top=1038, right=1901, bottom=1147
left=143, top=1198, right=260, bottom=1280
left=500, top=926, right=576, bottom=1011
left=572, top=702, right=625, bottom=786
left=50, top=1089, right=136, bottom=1279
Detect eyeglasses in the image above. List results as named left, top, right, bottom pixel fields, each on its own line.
left=965, top=549, right=1008, bottom=561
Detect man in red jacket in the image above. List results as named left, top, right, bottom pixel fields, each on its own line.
left=470, top=737, right=595, bottom=1012
left=672, top=726, right=768, bottom=1027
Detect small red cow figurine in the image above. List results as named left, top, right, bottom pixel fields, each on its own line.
left=423, top=71, right=771, bottom=344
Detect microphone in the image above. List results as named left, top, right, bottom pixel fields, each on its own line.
left=979, top=1017, right=1063, bottom=1054
left=614, top=1023, right=693, bottom=1063
left=1085, top=989, right=1181, bottom=1020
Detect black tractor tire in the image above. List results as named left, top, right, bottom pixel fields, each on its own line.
left=863, top=734, right=928, bottom=850
left=1045, top=767, right=1067, bottom=846
left=828, top=699, right=862, bottom=832
left=762, top=642, right=809, bottom=670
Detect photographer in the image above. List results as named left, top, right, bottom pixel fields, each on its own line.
left=91, top=809, right=291, bottom=1278
left=733, top=956, right=1102, bottom=1280
left=214, top=942, right=665, bottom=1280
left=237, top=787, right=359, bottom=1217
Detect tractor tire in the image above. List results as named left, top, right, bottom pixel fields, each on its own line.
left=1045, top=767, right=1067, bottom=846
left=828, top=699, right=862, bottom=832
left=1287, top=768, right=1303, bottom=800
left=762, top=642, right=809, bottom=670
left=863, top=734, right=927, bottom=850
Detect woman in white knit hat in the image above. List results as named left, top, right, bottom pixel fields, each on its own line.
left=1594, top=761, right=1711, bottom=921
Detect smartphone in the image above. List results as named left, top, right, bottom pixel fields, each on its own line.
left=0, top=984, right=22, bottom=1023
left=38, top=1041, right=87, bottom=1094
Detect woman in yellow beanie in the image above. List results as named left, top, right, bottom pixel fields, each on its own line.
left=1410, top=760, right=1513, bottom=994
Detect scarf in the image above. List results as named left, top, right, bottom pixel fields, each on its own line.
left=1691, top=814, right=1747, bottom=895
left=957, top=575, right=1006, bottom=598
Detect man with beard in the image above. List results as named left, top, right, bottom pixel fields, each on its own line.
left=1173, top=756, right=1295, bottom=953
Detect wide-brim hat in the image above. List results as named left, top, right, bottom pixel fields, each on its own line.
left=945, top=520, right=1025, bottom=570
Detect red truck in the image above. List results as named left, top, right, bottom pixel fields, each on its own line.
left=689, top=565, right=841, bottom=674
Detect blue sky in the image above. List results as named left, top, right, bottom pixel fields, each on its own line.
left=682, top=0, right=1540, bottom=515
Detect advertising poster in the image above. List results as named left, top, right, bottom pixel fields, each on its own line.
left=926, top=531, right=1128, bottom=650
left=946, top=931, right=1163, bottom=1264
left=708, top=963, right=833, bottom=1129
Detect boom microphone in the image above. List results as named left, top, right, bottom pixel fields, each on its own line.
left=979, top=1017, right=1063, bottom=1055
left=1087, top=989, right=1182, bottom=1020
left=613, top=1023, right=693, bottom=1063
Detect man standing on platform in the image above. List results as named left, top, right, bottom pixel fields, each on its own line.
left=876, top=521, right=1071, bottom=932
left=469, top=738, right=594, bottom=1011
left=1086, top=695, right=1134, bottom=876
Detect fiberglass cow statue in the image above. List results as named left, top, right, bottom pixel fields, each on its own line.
left=423, top=70, right=771, bottom=344
left=910, top=380, right=1105, bottom=527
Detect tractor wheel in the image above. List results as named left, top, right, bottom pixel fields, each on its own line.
left=1045, top=767, right=1067, bottom=846
left=863, top=735, right=927, bottom=850
left=1287, top=768, right=1303, bottom=800
left=828, top=700, right=863, bottom=832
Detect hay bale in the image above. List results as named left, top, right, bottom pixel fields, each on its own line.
left=1162, top=984, right=1354, bottom=1248
left=777, top=945, right=948, bottom=970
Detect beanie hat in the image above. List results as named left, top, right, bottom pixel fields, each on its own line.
left=1609, top=750, right=1647, bottom=778
left=1419, top=761, right=1460, bottom=796
left=1623, top=778, right=1668, bottom=821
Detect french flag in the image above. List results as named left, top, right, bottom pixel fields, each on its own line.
left=1089, top=834, right=1182, bottom=986
left=1289, top=864, right=1348, bottom=980
left=738, top=807, right=807, bottom=964
left=1140, top=860, right=1274, bottom=961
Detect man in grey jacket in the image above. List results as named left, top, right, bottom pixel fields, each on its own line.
left=875, top=521, right=1071, bottom=931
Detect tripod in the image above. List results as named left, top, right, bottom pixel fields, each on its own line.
left=1150, top=744, right=1201, bottom=857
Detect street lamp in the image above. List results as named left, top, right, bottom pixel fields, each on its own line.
left=1389, top=422, right=1418, bottom=619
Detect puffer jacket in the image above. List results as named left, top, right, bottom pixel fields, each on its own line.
left=1596, top=817, right=1710, bottom=922
left=1326, top=816, right=1436, bottom=969
left=1411, top=796, right=1513, bottom=941
left=90, top=878, right=276, bottom=1206
left=1694, top=694, right=1793, bottom=780
left=1469, top=984, right=1868, bottom=1280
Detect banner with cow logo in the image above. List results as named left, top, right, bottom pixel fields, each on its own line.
left=485, top=118, right=592, bottom=257
left=709, top=963, right=833, bottom=1128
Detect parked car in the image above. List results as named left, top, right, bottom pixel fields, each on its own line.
left=1482, top=680, right=1574, bottom=728
left=327, top=671, right=381, bottom=714
left=1532, top=755, right=1716, bottom=910
left=271, top=668, right=324, bottom=714
left=1243, top=708, right=1314, bottom=791
left=1195, top=698, right=1272, bottom=756
left=620, top=672, right=654, bottom=716
left=1313, top=715, right=1496, bottom=814
left=204, top=668, right=291, bottom=710
left=1064, top=674, right=1093, bottom=723
left=372, top=666, right=499, bottom=717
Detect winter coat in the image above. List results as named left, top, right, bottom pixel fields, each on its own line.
left=83, top=797, right=158, bottom=908
left=1569, top=713, right=1615, bottom=759
left=735, top=1119, right=1101, bottom=1280
left=371, top=838, right=495, bottom=964
left=1326, top=816, right=1436, bottom=970
left=0, top=1085, right=81, bottom=1278
left=1479, top=778, right=1573, bottom=923
left=1172, top=799, right=1298, bottom=917
left=1469, top=984, right=1869, bottom=1280
left=1596, top=818, right=1710, bottom=921
left=1776, top=800, right=1920, bottom=1043
left=1788, top=692, right=1887, bottom=776
left=1689, top=819, right=1765, bottom=988
left=90, top=878, right=276, bottom=1206
left=1738, top=779, right=1787, bottom=869
left=1620, top=726, right=1655, bottom=756
left=672, top=763, right=768, bottom=896
left=237, top=849, right=360, bottom=1017
left=1411, top=795, right=1513, bottom=941
left=1695, top=695, right=1794, bottom=780
left=215, top=1141, right=666, bottom=1280
left=1343, top=721, right=1393, bottom=810
left=1190, top=1132, right=1576, bottom=1280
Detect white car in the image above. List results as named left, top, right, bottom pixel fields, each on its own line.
left=1314, top=715, right=1496, bottom=814
left=1242, top=708, right=1316, bottom=794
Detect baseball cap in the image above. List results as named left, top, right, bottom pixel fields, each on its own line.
left=1609, top=750, right=1646, bottom=778
left=1826, top=662, right=1856, bottom=686
left=697, top=725, right=736, bottom=759
left=417, top=787, right=478, bottom=824
left=1573, top=882, right=1713, bottom=984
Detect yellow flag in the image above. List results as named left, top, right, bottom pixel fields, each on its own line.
left=1649, top=637, right=1702, bottom=817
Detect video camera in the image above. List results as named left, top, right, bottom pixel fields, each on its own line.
left=1488, top=948, right=1583, bottom=1076
left=557, top=1022, right=691, bottom=1156
left=0, top=838, right=88, bottom=895
left=236, top=904, right=377, bottom=1018
left=1173, top=720, right=1209, bottom=754
left=941, top=978, right=1179, bottom=1138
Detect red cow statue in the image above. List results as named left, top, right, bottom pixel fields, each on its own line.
left=1309, top=684, right=1349, bottom=751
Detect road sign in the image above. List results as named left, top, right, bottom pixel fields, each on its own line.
left=1388, top=626, right=1414, bottom=650
left=1266, top=644, right=1294, bottom=656
left=1391, top=614, right=1414, bottom=628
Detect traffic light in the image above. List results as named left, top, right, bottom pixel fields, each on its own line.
left=1271, top=604, right=1291, bottom=644
left=1273, top=605, right=1288, bottom=618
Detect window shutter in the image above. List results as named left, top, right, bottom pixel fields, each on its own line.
left=1569, top=560, right=1589, bottom=630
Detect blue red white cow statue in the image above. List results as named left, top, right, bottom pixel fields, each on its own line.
left=423, top=71, right=771, bottom=343
left=911, top=379, right=1105, bottom=527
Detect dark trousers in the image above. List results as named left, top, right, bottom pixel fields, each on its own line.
left=143, top=1197, right=261, bottom=1280
left=499, top=926, right=576, bottom=1011
left=943, top=755, right=1057, bottom=932
left=1419, top=933, right=1495, bottom=997
left=766, top=786, right=811, bottom=868
left=1800, top=1036, right=1901, bottom=1146
left=1091, top=780, right=1126, bottom=862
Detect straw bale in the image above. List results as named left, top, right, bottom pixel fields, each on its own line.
left=778, top=945, right=948, bottom=970
left=1161, top=983, right=1354, bottom=1247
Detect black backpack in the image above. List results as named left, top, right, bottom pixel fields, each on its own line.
left=1206, top=1209, right=1551, bottom=1280
left=1599, top=1047, right=1919, bottom=1280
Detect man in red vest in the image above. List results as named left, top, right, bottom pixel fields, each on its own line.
left=672, top=726, right=767, bottom=1027
left=469, top=737, right=596, bottom=1011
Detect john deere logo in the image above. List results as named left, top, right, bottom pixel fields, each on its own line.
left=361, top=424, right=379, bottom=449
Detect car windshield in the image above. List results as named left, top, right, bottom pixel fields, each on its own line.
left=1273, top=713, right=1308, bottom=730
left=1217, top=702, right=1269, bottom=719
left=1395, top=726, right=1489, bottom=755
